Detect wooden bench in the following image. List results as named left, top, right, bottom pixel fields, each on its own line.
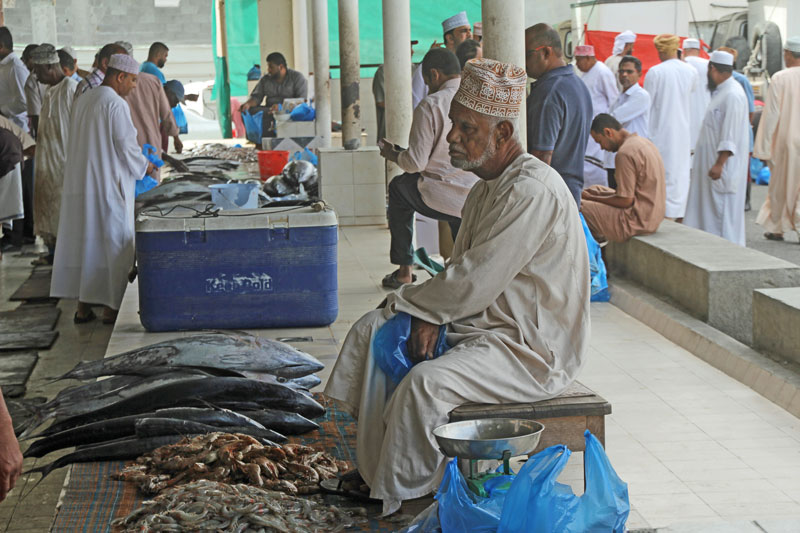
left=448, top=381, right=611, bottom=454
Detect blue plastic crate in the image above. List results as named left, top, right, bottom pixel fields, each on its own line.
left=135, top=206, right=338, bottom=331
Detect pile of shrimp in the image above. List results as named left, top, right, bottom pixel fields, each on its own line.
left=112, top=479, right=366, bottom=532
left=114, top=432, right=347, bottom=496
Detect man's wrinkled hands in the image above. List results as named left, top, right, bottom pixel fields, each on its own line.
left=408, top=317, right=440, bottom=364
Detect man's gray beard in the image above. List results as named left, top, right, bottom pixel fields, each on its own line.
left=451, top=133, right=497, bottom=170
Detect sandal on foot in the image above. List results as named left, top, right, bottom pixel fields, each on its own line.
left=381, top=270, right=417, bottom=290
left=764, top=232, right=784, bottom=241
left=73, top=309, right=97, bottom=324
left=319, top=470, right=381, bottom=503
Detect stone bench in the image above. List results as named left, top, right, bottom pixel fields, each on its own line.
left=605, top=220, right=800, bottom=345
left=753, top=287, right=800, bottom=365
left=448, top=382, right=611, bottom=454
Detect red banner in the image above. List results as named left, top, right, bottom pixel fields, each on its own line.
left=584, top=29, right=709, bottom=83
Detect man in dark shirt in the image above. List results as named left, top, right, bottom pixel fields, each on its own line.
left=240, top=52, right=308, bottom=140
left=525, top=23, right=592, bottom=205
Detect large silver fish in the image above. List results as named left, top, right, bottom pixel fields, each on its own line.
left=58, top=333, right=325, bottom=381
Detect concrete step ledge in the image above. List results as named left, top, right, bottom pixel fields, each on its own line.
left=610, top=279, right=800, bottom=418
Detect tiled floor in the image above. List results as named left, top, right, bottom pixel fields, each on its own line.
left=1, top=224, right=799, bottom=531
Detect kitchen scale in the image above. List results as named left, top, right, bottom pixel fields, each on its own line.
left=433, top=418, right=545, bottom=497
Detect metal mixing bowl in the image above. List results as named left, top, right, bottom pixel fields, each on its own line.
left=433, top=418, right=545, bottom=460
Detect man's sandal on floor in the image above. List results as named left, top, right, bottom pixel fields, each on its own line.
left=73, top=309, right=97, bottom=324
left=764, top=232, right=784, bottom=241
left=381, top=270, right=417, bottom=290
left=319, top=470, right=381, bottom=504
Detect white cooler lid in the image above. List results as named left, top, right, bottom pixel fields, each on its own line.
left=136, top=204, right=338, bottom=232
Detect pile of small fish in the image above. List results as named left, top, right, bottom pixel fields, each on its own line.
left=112, top=479, right=365, bottom=532
left=21, top=332, right=326, bottom=481
left=115, top=433, right=347, bottom=496
left=182, top=143, right=259, bottom=163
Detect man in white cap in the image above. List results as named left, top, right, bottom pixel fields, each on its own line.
left=755, top=36, right=800, bottom=242
left=645, top=34, right=698, bottom=220
left=605, top=30, right=636, bottom=91
left=51, top=54, right=152, bottom=324
left=75, top=42, right=127, bottom=98
left=576, top=44, right=619, bottom=187
left=682, top=38, right=711, bottom=152
left=323, top=58, right=589, bottom=516
left=412, top=11, right=474, bottom=108
left=684, top=50, right=749, bottom=245
left=30, top=44, right=78, bottom=265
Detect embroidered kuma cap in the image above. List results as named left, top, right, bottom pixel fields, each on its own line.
left=453, top=58, right=527, bottom=118
left=32, top=44, right=59, bottom=65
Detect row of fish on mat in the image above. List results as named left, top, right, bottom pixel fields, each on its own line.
left=20, top=331, right=329, bottom=482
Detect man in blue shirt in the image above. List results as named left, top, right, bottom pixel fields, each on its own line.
left=525, top=23, right=593, bottom=205
left=140, top=42, right=168, bottom=84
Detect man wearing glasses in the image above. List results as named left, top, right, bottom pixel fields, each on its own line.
left=524, top=23, right=592, bottom=206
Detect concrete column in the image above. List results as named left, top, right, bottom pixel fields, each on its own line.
left=381, top=0, right=413, bottom=149
left=311, top=0, right=331, bottom=147
left=481, top=0, right=526, bottom=147
left=338, top=0, right=361, bottom=150
left=292, top=0, right=310, bottom=76
left=30, top=0, right=57, bottom=45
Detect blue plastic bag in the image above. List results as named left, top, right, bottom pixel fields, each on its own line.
left=172, top=104, right=188, bottom=135
left=497, top=431, right=629, bottom=533
left=372, top=312, right=450, bottom=387
left=580, top=213, right=610, bottom=302
left=292, top=147, right=319, bottom=166
left=438, top=459, right=505, bottom=533
left=756, top=165, right=770, bottom=185
left=242, top=110, right=263, bottom=144
left=135, top=175, right=158, bottom=197
left=289, top=102, right=315, bottom=121
left=246, top=64, right=262, bottom=81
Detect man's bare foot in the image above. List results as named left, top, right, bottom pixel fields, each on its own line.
left=102, top=306, right=118, bottom=325
left=395, top=265, right=414, bottom=284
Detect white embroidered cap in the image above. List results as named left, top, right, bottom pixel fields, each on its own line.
left=709, top=50, right=734, bottom=66
left=442, top=11, right=470, bottom=34
left=108, top=53, right=140, bottom=74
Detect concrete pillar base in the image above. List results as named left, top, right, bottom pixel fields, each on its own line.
left=319, top=147, right=385, bottom=226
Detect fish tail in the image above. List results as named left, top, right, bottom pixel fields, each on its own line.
left=16, top=412, right=45, bottom=440
left=21, top=462, right=57, bottom=497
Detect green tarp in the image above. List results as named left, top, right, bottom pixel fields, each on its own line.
left=212, top=1, right=482, bottom=135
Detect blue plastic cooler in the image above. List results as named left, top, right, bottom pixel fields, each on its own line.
left=135, top=205, right=338, bottom=331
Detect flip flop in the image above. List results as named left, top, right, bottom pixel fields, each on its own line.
left=381, top=270, right=417, bottom=290
left=764, top=232, right=784, bottom=241
left=319, top=470, right=381, bottom=504
left=73, top=309, right=97, bottom=324
left=413, top=247, right=444, bottom=277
